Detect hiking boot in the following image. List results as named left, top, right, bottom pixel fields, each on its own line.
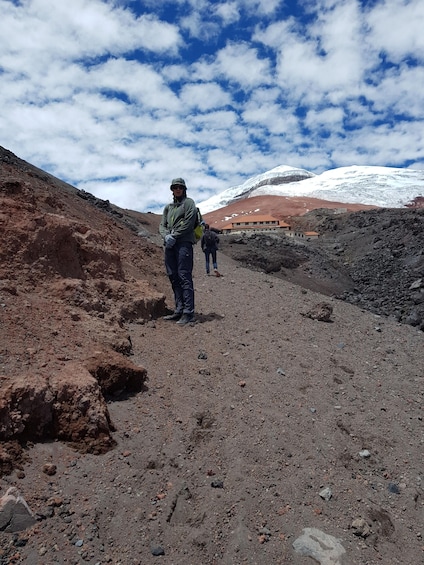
left=176, top=314, right=194, bottom=325
left=163, top=312, right=182, bottom=321
left=214, top=269, right=221, bottom=277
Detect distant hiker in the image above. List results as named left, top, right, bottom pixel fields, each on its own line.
left=201, top=224, right=221, bottom=276
left=159, top=178, right=197, bottom=325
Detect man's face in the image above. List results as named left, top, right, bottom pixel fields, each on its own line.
left=171, top=185, right=184, bottom=198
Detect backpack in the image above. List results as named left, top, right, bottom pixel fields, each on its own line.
left=203, top=229, right=216, bottom=248
left=181, top=201, right=203, bottom=243
left=193, top=208, right=204, bottom=243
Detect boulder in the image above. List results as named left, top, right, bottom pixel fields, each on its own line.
left=0, top=487, right=36, bottom=532
left=0, top=362, right=115, bottom=454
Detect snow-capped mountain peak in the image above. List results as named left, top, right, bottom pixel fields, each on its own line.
left=198, top=165, right=424, bottom=213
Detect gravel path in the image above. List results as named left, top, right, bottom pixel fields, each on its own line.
left=2, top=246, right=424, bottom=565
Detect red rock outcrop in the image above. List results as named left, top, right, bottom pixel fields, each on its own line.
left=0, top=148, right=166, bottom=465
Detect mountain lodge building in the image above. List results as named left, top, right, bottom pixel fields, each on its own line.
left=220, top=214, right=319, bottom=240
left=221, top=215, right=290, bottom=233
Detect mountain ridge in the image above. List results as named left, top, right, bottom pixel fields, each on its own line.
left=199, top=164, right=424, bottom=213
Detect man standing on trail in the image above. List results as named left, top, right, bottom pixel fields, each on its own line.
left=159, top=178, right=197, bottom=325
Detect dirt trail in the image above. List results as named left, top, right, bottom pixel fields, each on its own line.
left=1, top=247, right=424, bottom=565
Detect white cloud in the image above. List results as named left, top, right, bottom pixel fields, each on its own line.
left=189, top=111, right=240, bottom=148
left=192, top=110, right=238, bottom=130
left=242, top=102, right=300, bottom=135
left=242, top=0, right=280, bottom=16
left=328, top=123, right=414, bottom=168
left=213, top=42, right=272, bottom=87
left=256, top=6, right=367, bottom=101
left=89, top=59, right=181, bottom=110
left=161, top=64, right=192, bottom=83
left=206, top=146, right=275, bottom=178
left=304, top=106, right=345, bottom=130
left=367, top=0, right=424, bottom=62
left=0, top=0, right=181, bottom=72
left=363, top=66, right=424, bottom=118
left=214, top=2, right=240, bottom=25
left=180, top=82, right=232, bottom=110
left=180, top=10, right=221, bottom=41
left=0, top=0, right=423, bottom=213
left=190, top=41, right=272, bottom=88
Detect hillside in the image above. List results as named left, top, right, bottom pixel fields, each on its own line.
left=202, top=193, right=378, bottom=230
left=216, top=206, right=424, bottom=331
left=0, top=147, right=423, bottom=565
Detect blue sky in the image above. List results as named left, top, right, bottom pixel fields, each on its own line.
left=1, top=0, right=423, bottom=212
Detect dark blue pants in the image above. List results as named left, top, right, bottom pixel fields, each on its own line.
left=164, top=241, right=194, bottom=315
left=204, top=248, right=217, bottom=274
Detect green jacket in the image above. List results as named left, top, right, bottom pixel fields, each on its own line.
left=159, top=196, right=197, bottom=244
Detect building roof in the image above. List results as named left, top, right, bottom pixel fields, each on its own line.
left=226, top=215, right=290, bottom=228
left=226, top=224, right=285, bottom=231
left=231, top=214, right=280, bottom=223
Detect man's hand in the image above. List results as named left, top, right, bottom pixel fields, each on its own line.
left=164, top=234, right=176, bottom=248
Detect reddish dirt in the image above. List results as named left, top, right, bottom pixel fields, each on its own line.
left=203, top=194, right=378, bottom=231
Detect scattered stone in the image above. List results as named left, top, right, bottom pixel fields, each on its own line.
left=70, top=310, right=80, bottom=321
left=13, top=537, right=28, bottom=547
left=47, top=496, right=63, bottom=508
left=351, top=517, right=371, bottom=538
left=293, top=527, right=346, bottom=565
left=301, top=302, right=333, bottom=322
left=198, top=350, right=208, bottom=360
left=319, top=487, right=332, bottom=501
left=359, top=449, right=371, bottom=458
left=151, top=546, right=165, bottom=556
left=0, top=487, right=37, bottom=533
left=42, top=463, right=57, bottom=476
left=409, top=279, right=423, bottom=290
left=388, top=482, right=400, bottom=494
left=211, top=480, right=224, bottom=489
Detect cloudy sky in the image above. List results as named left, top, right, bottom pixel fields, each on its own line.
left=1, top=0, right=423, bottom=213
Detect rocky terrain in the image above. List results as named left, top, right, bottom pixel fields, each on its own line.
left=219, top=205, right=424, bottom=331
left=0, top=146, right=423, bottom=565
